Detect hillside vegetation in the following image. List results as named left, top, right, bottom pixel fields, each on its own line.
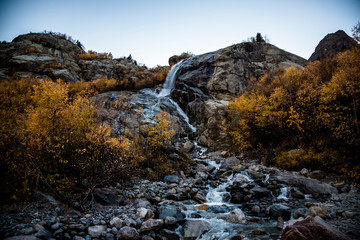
left=227, top=47, right=360, bottom=183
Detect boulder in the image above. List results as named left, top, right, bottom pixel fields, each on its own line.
left=308, top=205, right=327, bottom=218
left=158, top=205, right=185, bottom=221
left=226, top=208, right=246, bottom=223
left=140, top=219, right=164, bottom=232
left=163, top=175, right=180, bottom=184
left=249, top=186, right=271, bottom=198
left=281, top=217, right=351, bottom=240
left=194, top=191, right=207, bottom=203
left=136, top=207, right=155, bottom=221
left=117, top=226, right=140, bottom=240
left=269, top=204, right=292, bottom=221
left=182, top=220, right=210, bottom=240
left=133, top=198, right=151, bottom=207
left=110, top=217, right=123, bottom=229
left=272, top=170, right=338, bottom=198
left=220, top=157, right=241, bottom=171
left=88, top=225, right=106, bottom=238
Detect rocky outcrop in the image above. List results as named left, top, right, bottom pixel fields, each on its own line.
left=170, top=42, right=308, bottom=148
left=0, top=33, right=147, bottom=83
left=309, top=30, right=357, bottom=62
left=281, top=217, right=351, bottom=240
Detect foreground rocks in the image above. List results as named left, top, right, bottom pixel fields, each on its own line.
left=1, top=151, right=359, bottom=240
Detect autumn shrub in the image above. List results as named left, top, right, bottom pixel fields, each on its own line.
left=227, top=47, right=360, bottom=184
left=78, top=50, right=113, bottom=60
left=0, top=79, right=134, bottom=204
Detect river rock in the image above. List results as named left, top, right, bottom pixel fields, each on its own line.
left=134, top=198, right=151, bottom=207
left=88, top=225, right=106, bottom=238
left=117, top=226, right=140, bottom=240
left=272, top=170, right=338, bottom=198
left=140, top=219, right=164, bottom=232
left=136, top=208, right=155, bottom=221
left=226, top=208, right=246, bottom=223
left=160, top=229, right=180, bottom=240
left=194, top=191, right=207, bottom=203
left=308, top=205, right=328, bottom=218
left=269, top=204, right=292, bottom=221
left=249, top=185, right=271, bottom=198
left=182, top=220, right=210, bottom=240
left=4, top=236, right=39, bottom=240
left=110, top=217, right=123, bottom=229
left=163, top=175, right=179, bottom=184
left=183, top=141, right=195, bottom=153
left=220, top=157, right=241, bottom=171
left=158, top=205, right=185, bottom=221
left=307, top=170, right=326, bottom=180
left=292, top=190, right=305, bottom=199
left=281, top=217, right=351, bottom=240
left=292, top=208, right=308, bottom=219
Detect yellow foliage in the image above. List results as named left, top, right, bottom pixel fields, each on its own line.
left=147, top=111, right=175, bottom=150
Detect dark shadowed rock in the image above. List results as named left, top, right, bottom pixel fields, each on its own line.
left=94, top=188, right=118, bottom=205
left=220, top=157, right=241, bottom=171
left=281, top=217, right=351, bottom=240
left=269, top=204, right=292, bottom=221
left=309, top=30, right=357, bottom=61
left=158, top=205, right=185, bottom=221
left=163, top=175, right=179, bottom=184
left=4, top=236, right=40, bottom=240
left=272, top=170, right=338, bottom=198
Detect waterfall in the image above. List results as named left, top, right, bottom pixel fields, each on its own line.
left=157, top=60, right=196, bottom=132
left=158, top=60, right=184, bottom=97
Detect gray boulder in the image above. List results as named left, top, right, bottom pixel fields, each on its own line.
left=182, top=220, right=210, bottom=240
left=140, top=219, right=164, bottom=232
left=269, top=204, right=292, bottom=221
left=117, top=226, right=140, bottom=240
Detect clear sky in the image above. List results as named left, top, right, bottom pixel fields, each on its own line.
left=0, top=0, right=359, bottom=67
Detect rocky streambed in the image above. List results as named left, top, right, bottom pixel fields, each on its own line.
left=1, top=149, right=359, bottom=240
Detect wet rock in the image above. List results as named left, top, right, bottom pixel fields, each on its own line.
left=269, top=204, right=292, bottom=221
left=88, top=225, right=106, bottom=238
left=220, top=157, right=241, bottom=171
left=246, top=170, right=265, bottom=181
left=308, top=205, right=328, bottom=218
left=117, top=226, right=140, bottom=240
left=194, top=192, right=207, bottom=203
left=208, top=205, right=228, bottom=213
left=124, top=217, right=137, bottom=227
left=249, top=186, right=271, bottom=198
left=140, top=219, right=164, bottom=232
left=197, top=204, right=209, bottom=211
left=232, top=173, right=250, bottom=183
left=164, top=216, right=177, bottom=226
left=182, top=220, right=210, bottom=240
left=281, top=216, right=351, bottom=240
left=163, top=175, right=179, bottom=184
left=273, top=170, right=338, bottom=198
left=226, top=208, right=246, bottom=223
left=277, top=217, right=284, bottom=229
left=110, top=217, right=123, bottom=229
left=158, top=205, right=185, bottom=221
left=300, top=168, right=309, bottom=176
left=136, top=208, right=155, bottom=221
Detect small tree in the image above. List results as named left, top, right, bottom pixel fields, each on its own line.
left=256, top=33, right=265, bottom=42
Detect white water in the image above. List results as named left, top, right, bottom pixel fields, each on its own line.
left=157, top=60, right=196, bottom=132
left=277, top=186, right=290, bottom=201
left=158, top=60, right=184, bottom=97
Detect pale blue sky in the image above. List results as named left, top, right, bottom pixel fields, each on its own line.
left=0, top=0, right=359, bottom=67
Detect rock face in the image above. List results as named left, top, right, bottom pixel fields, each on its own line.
left=170, top=42, right=308, bottom=148
left=281, top=217, right=351, bottom=240
left=309, top=30, right=357, bottom=62
left=0, top=33, right=148, bottom=82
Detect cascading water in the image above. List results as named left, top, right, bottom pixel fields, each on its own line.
left=157, top=60, right=196, bottom=132
left=158, top=60, right=184, bottom=97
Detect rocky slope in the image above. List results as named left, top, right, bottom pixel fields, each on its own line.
left=309, top=30, right=357, bottom=62
left=170, top=42, right=308, bottom=148
left=0, top=33, right=147, bottom=82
